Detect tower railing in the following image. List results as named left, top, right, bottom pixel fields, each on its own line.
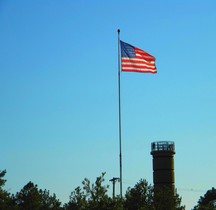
left=151, top=141, right=175, bottom=153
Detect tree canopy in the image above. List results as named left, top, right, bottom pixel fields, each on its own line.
left=14, top=181, right=62, bottom=210
left=1, top=169, right=214, bottom=210
left=193, top=188, right=216, bottom=210
left=125, top=179, right=154, bottom=210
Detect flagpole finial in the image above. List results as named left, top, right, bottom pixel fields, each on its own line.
left=117, top=29, right=120, bottom=33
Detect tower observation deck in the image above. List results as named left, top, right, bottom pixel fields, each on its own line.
left=151, top=141, right=175, bottom=191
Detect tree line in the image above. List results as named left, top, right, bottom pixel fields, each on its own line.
left=0, top=170, right=215, bottom=210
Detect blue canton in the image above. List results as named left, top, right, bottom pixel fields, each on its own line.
left=120, top=41, right=136, bottom=58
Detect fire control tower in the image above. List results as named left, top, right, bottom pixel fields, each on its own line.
left=151, top=141, right=175, bottom=192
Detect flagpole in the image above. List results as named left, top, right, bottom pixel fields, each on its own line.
left=117, top=29, right=123, bottom=198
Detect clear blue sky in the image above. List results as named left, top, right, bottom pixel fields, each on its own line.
left=1, top=1, right=216, bottom=209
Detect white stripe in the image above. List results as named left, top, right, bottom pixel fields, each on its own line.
left=122, top=57, right=155, bottom=64
left=122, top=62, right=155, bottom=68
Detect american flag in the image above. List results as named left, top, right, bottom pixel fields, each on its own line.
left=120, top=41, right=157, bottom=74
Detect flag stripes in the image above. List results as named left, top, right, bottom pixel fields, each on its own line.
left=120, top=41, right=157, bottom=74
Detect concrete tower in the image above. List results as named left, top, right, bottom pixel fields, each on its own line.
left=151, top=141, right=175, bottom=191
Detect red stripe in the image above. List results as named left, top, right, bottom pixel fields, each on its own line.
left=122, top=68, right=157, bottom=72
left=122, top=65, right=156, bottom=70
left=122, top=66, right=157, bottom=71
left=135, top=48, right=156, bottom=61
left=122, top=58, right=156, bottom=68
left=122, top=69, right=157, bottom=73
left=122, top=60, right=156, bottom=67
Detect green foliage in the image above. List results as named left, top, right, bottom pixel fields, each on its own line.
left=40, top=189, right=62, bottom=210
left=65, top=174, right=185, bottom=210
left=125, top=180, right=185, bottom=210
left=15, top=181, right=62, bottom=210
left=65, top=172, right=116, bottom=210
left=153, top=186, right=185, bottom=210
left=193, top=188, right=216, bottom=210
left=0, top=169, right=189, bottom=210
left=0, top=170, right=7, bottom=187
left=125, top=179, right=154, bottom=210
left=15, top=182, right=42, bottom=210
left=64, top=186, right=87, bottom=210
left=108, top=196, right=124, bottom=210
left=0, top=170, right=15, bottom=210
